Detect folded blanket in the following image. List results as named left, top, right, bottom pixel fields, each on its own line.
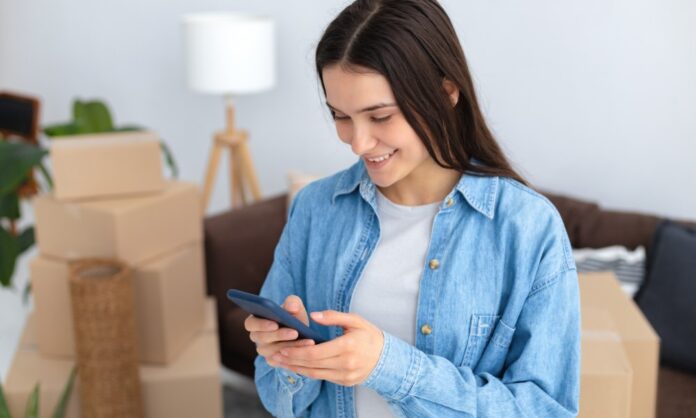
left=573, top=245, right=645, bottom=297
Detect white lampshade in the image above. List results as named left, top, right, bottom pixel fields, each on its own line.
left=182, top=12, right=276, bottom=95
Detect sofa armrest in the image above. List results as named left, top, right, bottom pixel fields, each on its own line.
left=203, top=193, right=288, bottom=376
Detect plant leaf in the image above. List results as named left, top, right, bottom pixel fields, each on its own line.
left=159, top=140, right=179, bottom=179
left=84, top=101, right=114, bottom=132
left=24, top=383, right=39, bottom=418
left=71, top=100, right=90, bottom=133
left=37, top=162, right=53, bottom=191
left=0, top=193, right=20, bottom=220
left=0, top=142, right=47, bottom=196
left=23, top=281, right=32, bottom=305
left=42, top=123, right=79, bottom=137
left=0, top=382, right=13, bottom=418
left=17, top=227, right=34, bottom=254
left=114, top=125, right=143, bottom=132
left=51, top=366, right=77, bottom=418
left=0, top=226, right=20, bottom=287
left=73, top=100, right=114, bottom=133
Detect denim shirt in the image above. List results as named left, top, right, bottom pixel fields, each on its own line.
left=254, top=158, right=581, bottom=418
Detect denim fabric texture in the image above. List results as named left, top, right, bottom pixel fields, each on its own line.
left=254, top=157, right=581, bottom=418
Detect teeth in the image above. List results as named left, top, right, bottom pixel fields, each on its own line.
left=368, top=150, right=395, bottom=162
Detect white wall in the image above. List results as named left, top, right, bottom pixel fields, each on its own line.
left=1, top=0, right=695, bottom=379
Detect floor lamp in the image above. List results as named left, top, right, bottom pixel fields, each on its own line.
left=183, top=12, right=276, bottom=211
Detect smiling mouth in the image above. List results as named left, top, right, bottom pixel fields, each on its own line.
left=365, top=149, right=398, bottom=163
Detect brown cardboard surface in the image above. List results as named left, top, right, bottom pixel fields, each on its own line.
left=204, top=297, right=218, bottom=333
left=5, top=315, right=222, bottom=418
left=33, top=181, right=202, bottom=265
left=50, top=130, right=165, bottom=201
left=579, top=272, right=660, bottom=418
left=579, top=307, right=632, bottom=418
left=31, top=243, right=207, bottom=364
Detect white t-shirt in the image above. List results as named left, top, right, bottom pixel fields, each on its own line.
left=349, top=189, right=441, bottom=417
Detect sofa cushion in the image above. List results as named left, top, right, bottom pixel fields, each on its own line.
left=635, top=219, right=696, bottom=373
left=539, top=190, right=662, bottom=252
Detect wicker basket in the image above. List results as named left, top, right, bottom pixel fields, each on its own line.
left=69, top=258, right=144, bottom=418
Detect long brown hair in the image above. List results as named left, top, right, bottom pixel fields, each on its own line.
left=315, top=0, right=529, bottom=186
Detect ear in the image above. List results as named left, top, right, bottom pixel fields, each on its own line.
left=442, top=78, right=459, bottom=107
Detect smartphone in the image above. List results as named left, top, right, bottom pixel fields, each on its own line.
left=227, top=289, right=328, bottom=343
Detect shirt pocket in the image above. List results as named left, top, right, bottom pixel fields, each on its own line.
left=459, top=314, right=516, bottom=377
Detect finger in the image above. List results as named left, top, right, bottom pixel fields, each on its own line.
left=310, top=310, right=365, bottom=329
left=251, top=327, right=299, bottom=344
left=274, top=352, right=344, bottom=370
left=283, top=295, right=309, bottom=326
left=258, top=339, right=315, bottom=358
left=245, top=314, right=280, bottom=332
left=278, top=334, right=352, bottom=361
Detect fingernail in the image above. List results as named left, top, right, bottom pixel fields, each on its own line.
left=280, top=349, right=288, bottom=356
left=310, top=311, right=323, bottom=319
left=287, top=301, right=297, bottom=310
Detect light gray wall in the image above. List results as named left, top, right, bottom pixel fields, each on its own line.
left=2, top=0, right=695, bottom=219
left=1, top=0, right=695, bottom=379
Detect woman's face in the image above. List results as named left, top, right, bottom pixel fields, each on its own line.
left=321, top=64, right=434, bottom=189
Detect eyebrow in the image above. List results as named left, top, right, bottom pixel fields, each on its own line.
left=325, top=102, right=397, bottom=114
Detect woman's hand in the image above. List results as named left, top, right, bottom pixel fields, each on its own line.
left=244, top=295, right=317, bottom=368
left=271, top=310, right=384, bottom=387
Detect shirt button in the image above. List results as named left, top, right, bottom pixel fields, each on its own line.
left=446, top=197, right=454, bottom=207
left=287, top=376, right=296, bottom=384
left=421, top=324, right=433, bottom=335
left=429, top=259, right=440, bottom=270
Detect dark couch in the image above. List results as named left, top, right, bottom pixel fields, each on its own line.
left=204, top=189, right=696, bottom=417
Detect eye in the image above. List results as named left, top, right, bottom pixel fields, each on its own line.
left=331, top=112, right=350, bottom=122
left=371, top=115, right=392, bottom=123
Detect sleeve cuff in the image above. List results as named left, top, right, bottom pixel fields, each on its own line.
left=361, top=331, right=424, bottom=401
left=277, top=367, right=310, bottom=394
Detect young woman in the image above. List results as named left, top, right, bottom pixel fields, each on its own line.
left=244, top=1, right=580, bottom=417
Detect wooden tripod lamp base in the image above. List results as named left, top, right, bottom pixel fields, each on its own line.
left=202, top=100, right=262, bottom=212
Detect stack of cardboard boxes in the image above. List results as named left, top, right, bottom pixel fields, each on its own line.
left=4, top=131, right=223, bottom=418
left=579, top=271, right=660, bottom=418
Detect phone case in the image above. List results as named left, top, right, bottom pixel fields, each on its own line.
left=227, top=289, right=328, bottom=343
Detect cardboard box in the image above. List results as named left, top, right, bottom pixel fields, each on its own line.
left=32, top=243, right=207, bottom=364
left=579, top=272, right=660, bottom=418
left=203, top=297, right=217, bottom=333
left=4, top=313, right=222, bottom=418
left=50, top=130, right=165, bottom=201
left=579, top=307, right=632, bottom=418
left=33, top=181, right=202, bottom=265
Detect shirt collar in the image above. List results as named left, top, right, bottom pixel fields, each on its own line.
left=332, top=157, right=499, bottom=220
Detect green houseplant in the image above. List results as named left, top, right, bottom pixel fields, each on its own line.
left=42, top=99, right=179, bottom=177
left=0, top=138, right=51, bottom=291
left=0, top=366, right=77, bottom=418
left=0, top=98, right=178, bottom=291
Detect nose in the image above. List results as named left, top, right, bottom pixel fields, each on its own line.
left=349, top=123, right=378, bottom=156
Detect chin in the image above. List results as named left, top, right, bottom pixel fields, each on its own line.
left=368, top=174, right=397, bottom=189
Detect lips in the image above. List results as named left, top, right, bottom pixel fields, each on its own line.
left=365, top=149, right=397, bottom=162
left=364, top=149, right=398, bottom=169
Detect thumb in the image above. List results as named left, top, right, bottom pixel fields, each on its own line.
left=283, top=295, right=309, bottom=327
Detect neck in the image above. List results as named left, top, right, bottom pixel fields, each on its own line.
left=376, top=160, right=462, bottom=206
